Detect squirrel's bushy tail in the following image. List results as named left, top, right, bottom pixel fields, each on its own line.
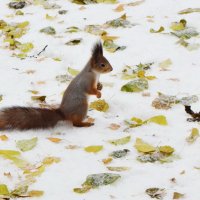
left=0, top=107, right=65, bottom=130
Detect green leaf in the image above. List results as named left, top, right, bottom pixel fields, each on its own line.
left=173, top=192, right=184, bottom=199
left=82, top=173, right=121, bottom=188
left=109, top=149, right=130, bottom=158
left=67, top=67, right=79, bottom=76
left=89, top=99, right=109, bottom=112
left=108, top=136, right=131, bottom=145
left=147, top=115, right=168, bottom=125
left=65, top=38, right=82, bottom=45
left=121, top=78, right=148, bottom=92
left=73, top=186, right=92, bottom=193
left=40, top=26, right=56, bottom=35
left=186, top=128, right=199, bottom=143
left=134, top=138, right=156, bottom=153
left=16, top=137, right=38, bottom=152
left=0, top=184, right=9, bottom=195
left=150, top=26, right=164, bottom=33
left=84, top=145, right=103, bottom=153
left=107, top=166, right=129, bottom=172
left=66, top=26, right=80, bottom=33
left=103, top=40, right=126, bottom=53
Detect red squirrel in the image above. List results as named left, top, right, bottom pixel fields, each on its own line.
left=0, top=42, right=113, bottom=130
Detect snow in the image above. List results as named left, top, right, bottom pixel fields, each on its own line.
left=0, top=0, right=200, bottom=199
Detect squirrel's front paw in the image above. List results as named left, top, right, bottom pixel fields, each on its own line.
left=96, top=91, right=101, bottom=98
left=97, top=82, right=103, bottom=91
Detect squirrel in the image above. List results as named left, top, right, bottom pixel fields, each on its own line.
left=0, top=42, right=113, bottom=130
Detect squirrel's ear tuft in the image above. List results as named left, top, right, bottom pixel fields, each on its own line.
left=92, top=41, right=103, bottom=58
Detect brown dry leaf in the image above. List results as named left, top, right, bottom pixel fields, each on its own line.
left=37, top=81, right=46, bottom=85
left=79, top=6, right=86, bottom=10
left=47, top=137, right=62, bottom=143
left=108, top=123, right=120, bottom=130
left=0, top=135, right=8, bottom=141
left=65, top=145, right=81, bottom=150
left=114, top=4, right=124, bottom=12
left=31, top=96, right=46, bottom=102
left=142, top=92, right=150, bottom=97
left=4, top=172, right=12, bottom=178
left=102, top=157, right=113, bottom=164
left=25, top=70, right=36, bottom=74
left=167, top=78, right=180, bottom=82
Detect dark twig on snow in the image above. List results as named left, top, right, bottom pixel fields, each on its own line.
left=29, top=45, right=48, bottom=58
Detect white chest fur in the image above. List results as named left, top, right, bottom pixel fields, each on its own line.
left=94, top=71, right=100, bottom=86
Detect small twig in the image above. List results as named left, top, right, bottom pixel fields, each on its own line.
left=29, top=45, right=48, bottom=58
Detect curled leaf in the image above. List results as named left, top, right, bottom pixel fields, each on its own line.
left=67, top=67, right=80, bottom=76
left=186, top=128, right=199, bottom=143
left=150, top=26, right=164, bottom=33
left=65, top=38, right=82, bottom=45
left=107, top=166, right=129, bottom=172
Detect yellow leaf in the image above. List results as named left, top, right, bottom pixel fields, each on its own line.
left=114, top=4, right=124, bottom=12
left=0, top=184, right=9, bottom=195
left=107, top=166, right=129, bottom=171
left=84, top=145, right=103, bottom=153
left=47, top=137, right=62, bottom=143
left=186, top=128, right=199, bottom=143
left=134, top=138, right=156, bottom=153
left=67, top=67, right=79, bottom=76
left=28, top=190, right=44, bottom=197
left=31, top=95, right=46, bottom=102
left=0, top=135, right=8, bottom=141
left=73, top=185, right=91, bottom=193
left=101, top=35, right=119, bottom=41
left=28, top=90, right=39, bottom=94
left=159, top=145, right=174, bottom=154
left=43, top=157, right=61, bottom=165
left=108, top=136, right=131, bottom=145
left=89, top=99, right=109, bottom=112
left=173, top=192, right=184, bottom=199
left=148, top=115, right=168, bottom=125
left=102, top=157, right=113, bottom=164
left=159, top=59, right=172, bottom=70
left=150, top=26, right=164, bottom=33
left=170, top=19, right=186, bottom=31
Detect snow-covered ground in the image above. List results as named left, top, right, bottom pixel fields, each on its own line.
left=0, top=0, right=200, bottom=199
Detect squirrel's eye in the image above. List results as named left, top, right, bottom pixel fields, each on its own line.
left=101, top=63, right=105, bottom=67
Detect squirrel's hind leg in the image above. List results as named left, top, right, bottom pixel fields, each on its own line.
left=70, top=114, right=94, bottom=127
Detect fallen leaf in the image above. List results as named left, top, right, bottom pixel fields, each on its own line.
left=67, top=67, right=79, bottom=76
left=114, top=4, right=124, bottom=12
left=47, top=137, right=62, bottom=143
left=107, top=166, right=129, bottom=172
left=108, top=136, right=131, bottom=145
left=186, top=128, right=199, bottom=143
left=28, top=190, right=44, bottom=197
left=178, top=8, right=200, bottom=14
left=108, top=123, right=120, bottom=130
left=134, top=138, right=156, bottom=153
left=159, top=145, right=174, bottom=154
left=109, top=149, right=130, bottom=158
left=0, top=184, right=9, bottom=195
left=0, top=135, right=8, bottom=141
left=102, top=157, right=113, bottom=164
left=150, top=26, right=164, bottom=33
left=31, top=95, right=46, bottom=102
left=173, top=192, right=184, bottom=199
left=89, top=99, right=109, bottom=112
left=16, top=137, right=38, bottom=152
left=84, top=145, right=103, bottom=153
